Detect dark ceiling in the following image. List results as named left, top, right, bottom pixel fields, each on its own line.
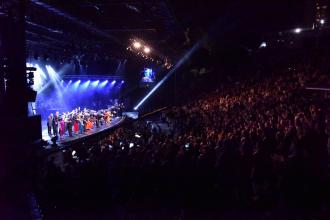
left=25, top=0, right=318, bottom=63
left=26, top=0, right=181, bottom=61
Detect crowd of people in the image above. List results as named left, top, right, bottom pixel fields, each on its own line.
left=38, top=58, right=330, bottom=219
left=46, top=104, right=123, bottom=140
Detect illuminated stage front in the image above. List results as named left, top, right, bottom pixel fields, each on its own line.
left=42, top=116, right=125, bottom=145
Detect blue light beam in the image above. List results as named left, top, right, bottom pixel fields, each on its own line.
left=133, top=36, right=207, bottom=110
left=99, top=80, right=108, bottom=88
left=73, top=80, right=81, bottom=89
left=81, top=80, right=91, bottom=89
left=91, top=80, right=100, bottom=87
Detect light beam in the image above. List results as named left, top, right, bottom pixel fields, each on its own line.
left=134, top=36, right=207, bottom=110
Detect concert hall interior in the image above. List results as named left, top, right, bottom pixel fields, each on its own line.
left=2, top=0, right=330, bottom=219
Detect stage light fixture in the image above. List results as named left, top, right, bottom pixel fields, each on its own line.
left=144, top=47, right=150, bottom=53
left=294, top=28, right=302, bottom=34
left=259, top=42, right=267, bottom=48
left=73, top=80, right=81, bottom=89
left=81, top=80, right=91, bottom=89
left=320, top=19, right=325, bottom=24
left=133, top=42, right=141, bottom=49
left=92, top=80, right=100, bottom=87
left=111, top=80, right=116, bottom=85
left=99, top=80, right=108, bottom=88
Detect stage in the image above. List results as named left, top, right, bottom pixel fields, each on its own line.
left=42, top=116, right=125, bottom=146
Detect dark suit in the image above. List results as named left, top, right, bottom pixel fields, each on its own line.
left=66, top=116, right=73, bottom=137
left=47, top=116, right=53, bottom=136
left=52, top=116, right=59, bottom=136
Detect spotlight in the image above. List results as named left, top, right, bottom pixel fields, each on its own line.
left=92, top=80, right=100, bottom=87
left=320, top=19, right=325, bottom=24
left=99, top=80, right=108, bottom=88
left=73, top=80, right=81, bottom=89
left=294, top=28, right=302, bottom=34
left=144, top=47, right=150, bottom=53
left=121, top=80, right=124, bottom=83
left=81, top=80, right=91, bottom=89
left=111, top=80, right=116, bottom=85
left=259, top=42, right=267, bottom=48
left=133, top=42, right=141, bottom=49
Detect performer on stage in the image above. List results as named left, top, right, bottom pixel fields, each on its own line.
left=46, top=104, right=123, bottom=141
left=83, top=117, right=87, bottom=132
left=59, top=117, right=66, bottom=139
left=86, top=118, right=93, bottom=130
left=96, top=112, right=101, bottom=128
left=105, top=111, right=111, bottom=124
left=78, top=115, right=84, bottom=134
left=52, top=112, right=59, bottom=136
left=66, top=115, right=73, bottom=137
left=74, top=119, right=79, bottom=135
left=47, top=114, right=53, bottom=137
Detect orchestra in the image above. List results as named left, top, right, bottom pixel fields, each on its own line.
left=47, top=105, right=121, bottom=140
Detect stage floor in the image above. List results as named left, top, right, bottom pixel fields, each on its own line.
left=42, top=117, right=124, bottom=145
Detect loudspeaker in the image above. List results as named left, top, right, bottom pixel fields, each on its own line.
left=27, top=115, right=42, bottom=142
left=26, top=88, right=37, bottom=102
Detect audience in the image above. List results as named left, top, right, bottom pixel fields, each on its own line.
left=39, top=58, right=330, bottom=219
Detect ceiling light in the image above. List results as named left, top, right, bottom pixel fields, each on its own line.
left=133, top=42, right=141, bottom=49
left=144, top=47, right=150, bottom=53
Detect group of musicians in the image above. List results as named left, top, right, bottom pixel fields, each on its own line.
left=47, top=107, right=115, bottom=139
